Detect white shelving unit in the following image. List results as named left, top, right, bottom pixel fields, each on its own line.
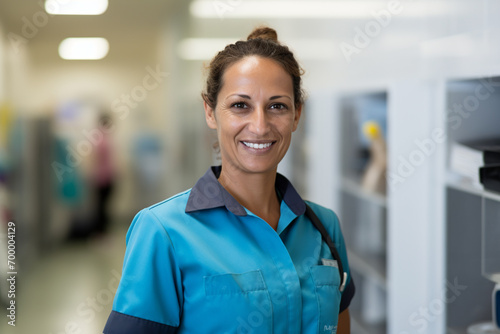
left=341, top=177, right=387, bottom=208
left=307, top=81, right=449, bottom=333
left=444, top=77, right=500, bottom=333
left=337, top=92, right=389, bottom=333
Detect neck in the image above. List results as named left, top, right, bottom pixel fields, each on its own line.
left=218, top=166, right=281, bottom=230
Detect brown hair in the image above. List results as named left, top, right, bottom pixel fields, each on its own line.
left=201, top=26, right=305, bottom=109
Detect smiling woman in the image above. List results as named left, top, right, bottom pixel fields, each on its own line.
left=103, top=26, right=355, bottom=334
left=204, top=55, right=301, bottom=209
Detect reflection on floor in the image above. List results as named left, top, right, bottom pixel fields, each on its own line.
left=1, top=225, right=128, bottom=334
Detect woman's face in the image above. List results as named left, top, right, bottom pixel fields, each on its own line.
left=204, top=55, right=302, bottom=176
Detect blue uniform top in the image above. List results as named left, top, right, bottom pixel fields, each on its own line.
left=104, top=166, right=355, bottom=334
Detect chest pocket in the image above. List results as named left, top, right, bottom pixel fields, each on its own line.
left=204, top=270, right=273, bottom=333
left=310, top=265, right=342, bottom=334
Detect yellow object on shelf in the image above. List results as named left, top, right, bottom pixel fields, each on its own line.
left=363, top=121, right=382, bottom=140
left=361, top=120, right=387, bottom=194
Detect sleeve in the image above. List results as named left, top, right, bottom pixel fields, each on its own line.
left=103, top=209, right=183, bottom=334
left=308, top=202, right=356, bottom=313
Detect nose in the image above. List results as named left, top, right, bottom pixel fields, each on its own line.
left=248, top=106, right=271, bottom=135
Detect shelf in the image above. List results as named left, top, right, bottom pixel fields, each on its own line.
left=446, top=187, right=496, bottom=328
left=347, top=250, right=387, bottom=289
left=341, top=177, right=387, bottom=208
left=446, top=173, right=500, bottom=202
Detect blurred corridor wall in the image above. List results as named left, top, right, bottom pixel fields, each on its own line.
left=0, top=19, right=29, bottom=108
left=0, top=22, right=5, bottom=101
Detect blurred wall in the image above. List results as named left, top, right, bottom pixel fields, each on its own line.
left=0, top=23, right=4, bottom=101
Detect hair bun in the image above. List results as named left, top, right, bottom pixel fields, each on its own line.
left=247, top=26, right=278, bottom=43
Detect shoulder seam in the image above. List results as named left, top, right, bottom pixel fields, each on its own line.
left=146, top=189, right=192, bottom=210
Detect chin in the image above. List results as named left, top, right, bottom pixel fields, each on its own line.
left=240, top=160, right=280, bottom=174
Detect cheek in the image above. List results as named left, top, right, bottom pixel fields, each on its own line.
left=282, top=116, right=298, bottom=134
left=216, top=118, right=238, bottom=145
left=219, top=116, right=242, bottom=135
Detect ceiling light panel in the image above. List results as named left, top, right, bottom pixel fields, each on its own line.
left=58, top=37, right=109, bottom=60
left=45, top=0, right=108, bottom=15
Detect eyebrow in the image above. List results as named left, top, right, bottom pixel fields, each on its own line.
left=228, top=94, right=251, bottom=100
left=270, top=95, right=292, bottom=101
left=227, top=94, right=292, bottom=101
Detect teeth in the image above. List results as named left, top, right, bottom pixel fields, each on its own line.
left=243, top=142, right=273, bottom=149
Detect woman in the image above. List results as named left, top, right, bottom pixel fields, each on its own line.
left=104, top=26, right=355, bottom=334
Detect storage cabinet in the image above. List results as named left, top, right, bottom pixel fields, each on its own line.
left=445, top=77, right=500, bottom=333
left=337, top=92, right=388, bottom=333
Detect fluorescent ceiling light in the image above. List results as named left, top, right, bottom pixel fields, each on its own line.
left=59, top=38, right=109, bottom=60
left=45, top=0, right=108, bottom=15
left=178, top=38, right=335, bottom=60
left=190, top=0, right=448, bottom=19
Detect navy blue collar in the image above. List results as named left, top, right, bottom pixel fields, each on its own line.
left=185, top=166, right=306, bottom=217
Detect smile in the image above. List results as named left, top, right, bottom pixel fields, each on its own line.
left=242, top=141, right=274, bottom=149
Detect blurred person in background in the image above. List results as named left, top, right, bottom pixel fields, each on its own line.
left=104, top=26, right=354, bottom=333
left=56, top=102, right=117, bottom=240
left=91, top=112, right=117, bottom=236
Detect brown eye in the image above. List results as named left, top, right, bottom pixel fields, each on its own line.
left=270, top=103, right=287, bottom=110
left=231, top=102, right=247, bottom=109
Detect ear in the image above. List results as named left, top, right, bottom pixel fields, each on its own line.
left=204, top=101, right=217, bottom=130
left=292, top=104, right=302, bottom=132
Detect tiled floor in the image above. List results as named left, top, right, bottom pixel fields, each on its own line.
left=1, top=226, right=128, bottom=334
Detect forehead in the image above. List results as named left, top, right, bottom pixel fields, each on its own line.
left=220, top=56, right=293, bottom=94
